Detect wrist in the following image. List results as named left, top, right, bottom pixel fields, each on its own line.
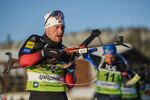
left=66, top=64, right=76, bottom=72
left=67, top=68, right=75, bottom=72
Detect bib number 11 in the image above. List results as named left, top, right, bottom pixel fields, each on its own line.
left=104, top=73, right=115, bottom=82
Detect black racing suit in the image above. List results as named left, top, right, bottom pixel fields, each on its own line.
left=19, top=34, right=75, bottom=100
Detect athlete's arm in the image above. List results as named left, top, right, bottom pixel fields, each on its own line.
left=65, top=71, right=76, bottom=89
left=19, top=51, right=43, bottom=67
left=64, top=62, right=76, bottom=89
left=19, top=35, right=43, bottom=67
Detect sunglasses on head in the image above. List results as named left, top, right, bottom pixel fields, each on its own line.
left=44, top=10, right=64, bottom=26
left=104, top=49, right=115, bottom=54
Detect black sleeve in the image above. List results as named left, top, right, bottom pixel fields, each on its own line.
left=19, top=35, right=44, bottom=57
left=90, top=54, right=102, bottom=66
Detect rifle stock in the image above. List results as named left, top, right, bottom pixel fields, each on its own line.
left=79, top=29, right=101, bottom=47
left=3, top=52, right=19, bottom=74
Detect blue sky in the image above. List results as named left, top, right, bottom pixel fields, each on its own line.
left=0, top=0, right=150, bottom=43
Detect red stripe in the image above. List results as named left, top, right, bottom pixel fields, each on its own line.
left=65, top=72, right=76, bottom=89
left=19, top=51, right=43, bottom=67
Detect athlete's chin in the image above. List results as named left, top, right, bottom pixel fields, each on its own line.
left=107, top=62, right=113, bottom=65
left=54, top=38, right=62, bottom=43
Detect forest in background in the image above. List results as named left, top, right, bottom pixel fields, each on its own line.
left=0, top=27, right=150, bottom=58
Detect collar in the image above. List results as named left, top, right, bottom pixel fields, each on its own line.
left=42, top=33, right=63, bottom=49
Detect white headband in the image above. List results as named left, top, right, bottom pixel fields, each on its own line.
left=44, top=11, right=65, bottom=29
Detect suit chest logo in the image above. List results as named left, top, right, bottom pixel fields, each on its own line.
left=105, top=64, right=117, bottom=71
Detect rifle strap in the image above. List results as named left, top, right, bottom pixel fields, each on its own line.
left=37, top=67, right=97, bottom=86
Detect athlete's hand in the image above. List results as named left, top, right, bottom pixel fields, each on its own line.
left=42, top=48, right=64, bottom=60
left=42, top=47, right=70, bottom=62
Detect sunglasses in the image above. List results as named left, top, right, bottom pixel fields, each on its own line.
left=44, top=10, right=64, bottom=26
left=104, top=49, right=115, bottom=54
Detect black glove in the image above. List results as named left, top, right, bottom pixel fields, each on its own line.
left=42, top=47, right=71, bottom=62
left=125, top=69, right=136, bottom=77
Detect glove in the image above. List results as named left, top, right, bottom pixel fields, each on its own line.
left=42, top=47, right=64, bottom=60
left=42, top=47, right=70, bottom=62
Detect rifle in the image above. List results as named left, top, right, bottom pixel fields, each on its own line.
left=63, top=35, right=130, bottom=55
left=2, top=29, right=101, bottom=74
left=3, top=52, right=20, bottom=74
left=3, top=29, right=130, bottom=74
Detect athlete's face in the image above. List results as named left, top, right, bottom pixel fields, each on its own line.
left=45, top=24, right=65, bottom=43
left=104, top=54, right=115, bottom=65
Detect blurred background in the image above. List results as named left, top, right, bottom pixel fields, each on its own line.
left=0, top=0, right=150, bottom=100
